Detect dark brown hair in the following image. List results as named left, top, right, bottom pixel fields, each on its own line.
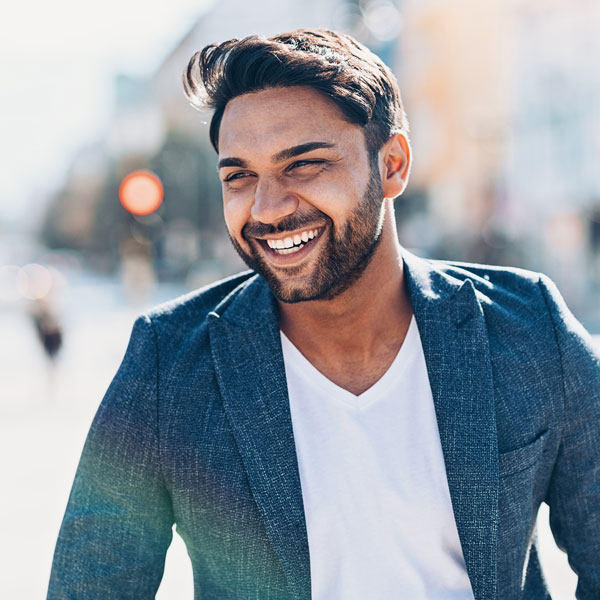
left=183, top=29, right=408, bottom=158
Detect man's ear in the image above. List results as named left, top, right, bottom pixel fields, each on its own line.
left=380, top=132, right=411, bottom=199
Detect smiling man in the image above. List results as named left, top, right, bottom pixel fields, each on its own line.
left=48, top=30, right=600, bottom=600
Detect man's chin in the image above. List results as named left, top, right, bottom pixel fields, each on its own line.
left=260, top=270, right=352, bottom=304
left=256, top=270, right=321, bottom=304
left=230, top=233, right=371, bottom=304
left=230, top=241, right=317, bottom=302
left=271, top=288, right=319, bottom=304
left=232, top=250, right=358, bottom=304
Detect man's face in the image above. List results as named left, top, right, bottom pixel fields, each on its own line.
left=217, top=86, right=386, bottom=303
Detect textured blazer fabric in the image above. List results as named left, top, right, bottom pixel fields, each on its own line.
left=47, top=251, right=600, bottom=600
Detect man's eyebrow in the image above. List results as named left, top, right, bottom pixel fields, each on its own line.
left=217, top=142, right=335, bottom=170
left=272, top=141, right=335, bottom=163
left=217, top=157, right=248, bottom=169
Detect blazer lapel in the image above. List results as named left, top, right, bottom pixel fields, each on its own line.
left=403, top=252, right=499, bottom=600
left=207, top=276, right=310, bottom=600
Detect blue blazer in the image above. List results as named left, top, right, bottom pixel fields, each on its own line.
left=48, top=252, right=600, bottom=600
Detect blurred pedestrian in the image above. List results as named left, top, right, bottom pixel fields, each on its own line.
left=30, top=299, right=63, bottom=393
left=31, top=301, right=62, bottom=362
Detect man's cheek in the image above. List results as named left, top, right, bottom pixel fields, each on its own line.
left=223, top=206, right=248, bottom=242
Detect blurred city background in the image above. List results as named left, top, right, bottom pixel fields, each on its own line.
left=1, top=0, right=599, bottom=597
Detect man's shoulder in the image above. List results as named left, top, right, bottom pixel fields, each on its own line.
left=416, top=256, right=545, bottom=312
left=423, top=258, right=592, bottom=358
left=124, top=270, right=265, bottom=372
left=431, top=259, right=542, bottom=301
left=421, top=258, right=559, bottom=337
left=140, top=270, right=259, bottom=342
left=146, top=270, right=256, bottom=319
left=431, top=258, right=537, bottom=285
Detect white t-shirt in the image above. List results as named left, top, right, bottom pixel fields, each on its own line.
left=281, top=317, right=474, bottom=599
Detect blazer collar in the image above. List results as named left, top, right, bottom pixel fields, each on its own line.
left=209, top=253, right=498, bottom=600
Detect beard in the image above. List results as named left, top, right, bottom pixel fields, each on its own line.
left=228, top=167, right=386, bottom=303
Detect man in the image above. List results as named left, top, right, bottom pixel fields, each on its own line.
left=48, top=30, right=600, bottom=600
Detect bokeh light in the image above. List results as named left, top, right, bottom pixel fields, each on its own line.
left=17, top=263, right=54, bottom=300
left=119, top=170, right=164, bottom=215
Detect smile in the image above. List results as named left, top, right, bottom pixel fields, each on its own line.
left=264, top=228, right=321, bottom=255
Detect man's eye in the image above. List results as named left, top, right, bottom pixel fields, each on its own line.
left=288, top=159, right=326, bottom=171
left=224, top=172, right=251, bottom=182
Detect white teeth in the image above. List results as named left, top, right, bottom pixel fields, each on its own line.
left=264, top=228, right=320, bottom=253
left=279, top=246, right=302, bottom=255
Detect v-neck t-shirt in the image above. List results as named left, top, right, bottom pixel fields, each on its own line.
left=280, top=317, right=474, bottom=599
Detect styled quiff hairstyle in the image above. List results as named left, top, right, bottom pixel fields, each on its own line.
left=183, top=29, right=408, bottom=158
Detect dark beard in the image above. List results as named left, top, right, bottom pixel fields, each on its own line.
left=229, top=168, right=385, bottom=303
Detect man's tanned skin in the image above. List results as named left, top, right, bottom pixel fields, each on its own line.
left=219, top=86, right=412, bottom=395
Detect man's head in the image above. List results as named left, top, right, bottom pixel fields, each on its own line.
left=183, top=30, right=411, bottom=303
left=183, top=28, right=408, bottom=162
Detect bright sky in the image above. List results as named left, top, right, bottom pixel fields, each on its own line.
left=0, top=0, right=211, bottom=225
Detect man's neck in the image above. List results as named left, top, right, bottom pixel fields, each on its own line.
left=277, top=227, right=413, bottom=395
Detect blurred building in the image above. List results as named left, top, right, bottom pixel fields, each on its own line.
left=400, top=0, right=513, bottom=264
left=506, top=0, right=600, bottom=315
left=41, top=143, right=109, bottom=253
left=106, top=75, right=165, bottom=160
left=399, top=0, right=600, bottom=321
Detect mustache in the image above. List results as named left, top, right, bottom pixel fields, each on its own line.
left=243, top=210, right=330, bottom=238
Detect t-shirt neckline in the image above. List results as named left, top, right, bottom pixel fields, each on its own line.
left=280, top=316, right=417, bottom=409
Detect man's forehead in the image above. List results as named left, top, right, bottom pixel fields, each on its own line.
left=217, top=86, right=364, bottom=160
left=222, top=86, right=341, bottom=117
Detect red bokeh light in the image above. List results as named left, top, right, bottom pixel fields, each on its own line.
left=119, top=170, right=164, bottom=215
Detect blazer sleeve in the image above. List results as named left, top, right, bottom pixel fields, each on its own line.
left=539, top=275, right=600, bottom=599
left=47, top=315, right=174, bottom=599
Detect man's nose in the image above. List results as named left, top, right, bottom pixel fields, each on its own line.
left=251, top=177, right=299, bottom=225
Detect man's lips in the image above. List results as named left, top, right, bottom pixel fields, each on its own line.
left=262, top=227, right=321, bottom=254
left=251, top=227, right=324, bottom=262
